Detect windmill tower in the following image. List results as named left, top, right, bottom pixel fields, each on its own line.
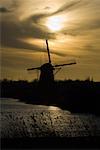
left=27, top=40, right=76, bottom=83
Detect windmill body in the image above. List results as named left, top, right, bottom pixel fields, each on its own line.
left=40, top=63, right=54, bottom=83
left=27, top=40, right=76, bottom=83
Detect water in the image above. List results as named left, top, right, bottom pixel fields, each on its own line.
left=1, top=98, right=59, bottom=112
left=0, top=98, right=100, bottom=138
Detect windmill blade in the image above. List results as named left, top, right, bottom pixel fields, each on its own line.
left=27, top=67, right=40, bottom=71
left=46, top=39, right=51, bottom=64
left=54, top=62, right=76, bottom=68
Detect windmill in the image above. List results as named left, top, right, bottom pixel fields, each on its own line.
left=27, top=40, right=76, bottom=83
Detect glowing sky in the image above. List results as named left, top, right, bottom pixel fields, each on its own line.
left=0, top=0, right=100, bottom=81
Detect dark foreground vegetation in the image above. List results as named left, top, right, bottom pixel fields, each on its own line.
left=1, top=136, right=100, bottom=149
left=1, top=79, right=100, bottom=115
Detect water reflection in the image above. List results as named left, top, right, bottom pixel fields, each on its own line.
left=1, top=98, right=100, bottom=138
left=48, top=106, right=61, bottom=111
left=1, top=98, right=64, bottom=112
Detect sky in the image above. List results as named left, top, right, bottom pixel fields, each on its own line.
left=0, top=0, right=100, bottom=81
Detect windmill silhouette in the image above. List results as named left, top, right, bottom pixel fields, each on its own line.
left=27, top=40, right=76, bottom=83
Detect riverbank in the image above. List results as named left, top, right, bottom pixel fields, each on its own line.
left=1, top=79, right=100, bottom=115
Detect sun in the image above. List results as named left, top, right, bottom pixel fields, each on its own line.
left=46, top=16, right=63, bottom=32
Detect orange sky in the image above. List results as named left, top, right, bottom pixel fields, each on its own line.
left=0, top=0, right=100, bottom=81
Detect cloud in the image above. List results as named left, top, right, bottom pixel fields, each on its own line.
left=44, top=6, right=51, bottom=10
left=25, top=0, right=89, bottom=38
left=62, top=19, right=100, bottom=36
left=1, top=0, right=100, bottom=57
left=1, top=19, right=64, bottom=57
left=0, top=6, right=10, bottom=13
left=20, top=0, right=84, bottom=41
left=29, top=0, right=84, bottom=23
left=52, top=0, right=82, bottom=15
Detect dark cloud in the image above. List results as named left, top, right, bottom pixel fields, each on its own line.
left=26, top=0, right=89, bottom=38
left=29, top=0, right=83, bottom=24
left=21, top=17, right=56, bottom=39
left=84, top=44, right=100, bottom=53
left=62, top=19, right=100, bottom=36
left=28, top=13, right=48, bottom=24
left=44, top=6, right=51, bottom=10
left=1, top=19, right=64, bottom=57
left=52, top=0, right=81, bottom=15
left=20, top=0, right=83, bottom=42
left=0, top=6, right=10, bottom=13
left=0, top=0, right=21, bottom=13
left=1, top=0, right=99, bottom=57
left=77, top=19, right=100, bottom=31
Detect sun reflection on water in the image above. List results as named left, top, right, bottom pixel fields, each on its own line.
left=48, top=106, right=61, bottom=111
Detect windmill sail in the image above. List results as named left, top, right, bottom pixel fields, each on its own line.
left=27, top=67, right=40, bottom=71
left=54, top=62, right=76, bottom=68
left=46, top=39, right=51, bottom=64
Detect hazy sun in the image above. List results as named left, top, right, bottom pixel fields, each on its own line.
left=46, top=16, right=63, bottom=32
